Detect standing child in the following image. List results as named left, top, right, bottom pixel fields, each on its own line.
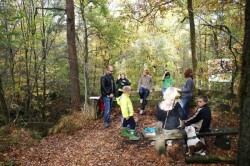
left=161, top=71, right=173, bottom=96
left=117, top=86, right=140, bottom=141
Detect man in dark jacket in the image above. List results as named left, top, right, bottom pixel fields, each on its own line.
left=183, top=95, right=211, bottom=133
left=101, top=66, right=115, bottom=128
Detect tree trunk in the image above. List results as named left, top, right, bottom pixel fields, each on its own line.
left=187, top=0, right=197, bottom=74
left=24, top=48, right=31, bottom=117
left=41, top=4, right=46, bottom=121
left=79, top=0, right=90, bottom=109
left=237, top=0, right=250, bottom=165
left=83, top=7, right=89, bottom=108
left=213, top=31, right=219, bottom=57
left=93, top=45, right=98, bottom=94
left=0, top=76, right=9, bottom=125
left=66, top=0, right=81, bottom=111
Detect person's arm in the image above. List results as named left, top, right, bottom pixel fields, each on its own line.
left=112, top=76, right=116, bottom=96
left=126, top=79, right=131, bottom=86
left=181, top=79, right=193, bottom=93
left=116, top=79, right=120, bottom=84
left=101, top=76, right=110, bottom=95
left=186, top=109, right=204, bottom=125
left=120, top=98, right=129, bottom=119
left=155, top=105, right=167, bottom=122
left=137, top=77, right=142, bottom=91
left=127, top=98, right=134, bottom=117
left=162, top=73, right=165, bottom=81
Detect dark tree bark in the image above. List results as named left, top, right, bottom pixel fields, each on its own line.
left=24, top=48, right=31, bottom=117
left=212, top=31, right=219, bottom=57
left=0, top=76, right=9, bottom=125
left=237, top=0, right=250, bottom=165
left=41, top=3, right=47, bottom=120
left=187, top=0, right=197, bottom=74
left=66, top=0, right=81, bottom=111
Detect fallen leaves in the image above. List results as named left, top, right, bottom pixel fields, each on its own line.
left=0, top=107, right=239, bottom=166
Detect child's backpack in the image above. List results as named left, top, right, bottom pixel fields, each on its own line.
left=98, top=97, right=105, bottom=112
left=97, top=97, right=105, bottom=118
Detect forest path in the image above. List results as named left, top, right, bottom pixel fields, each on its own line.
left=6, top=107, right=238, bottom=166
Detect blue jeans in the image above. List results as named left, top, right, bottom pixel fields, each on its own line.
left=162, top=88, right=167, bottom=96
left=181, top=96, right=192, bottom=120
left=139, top=87, right=150, bottom=110
left=103, top=97, right=113, bottom=125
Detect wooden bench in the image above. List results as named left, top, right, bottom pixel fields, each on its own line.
left=89, top=91, right=162, bottom=118
left=142, top=127, right=239, bottom=158
left=185, top=155, right=237, bottom=164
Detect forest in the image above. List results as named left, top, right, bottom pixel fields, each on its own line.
left=0, top=0, right=249, bottom=165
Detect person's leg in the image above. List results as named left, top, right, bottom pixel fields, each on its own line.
left=128, top=117, right=139, bottom=140
left=103, top=97, right=111, bottom=127
left=128, top=116, right=136, bottom=130
left=121, top=118, right=129, bottom=137
left=181, top=96, right=192, bottom=119
left=139, top=87, right=145, bottom=114
left=139, top=87, right=144, bottom=99
left=109, top=98, right=113, bottom=123
left=141, top=88, right=150, bottom=110
left=181, top=97, right=188, bottom=119
left=162, top=88, right=166, bottom=97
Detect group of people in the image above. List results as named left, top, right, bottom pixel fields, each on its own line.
left=156, top=68, right=211, bottom=145
left=100, top=66, right=211, bottom=142
left=100, top=66, right=153, bottom=127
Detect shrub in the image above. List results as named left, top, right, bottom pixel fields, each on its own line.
left=49, top=106, right=96, bottom=135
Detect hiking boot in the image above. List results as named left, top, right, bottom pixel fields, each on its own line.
left=121, top=127, right=130, bottom=137
left=139, top=110, right=144, bottom=115
left=166, top=140, right=173, bottom=146
left=129, top=130, right=140, bottom=141
left=104, top=123, right=109, bottom=128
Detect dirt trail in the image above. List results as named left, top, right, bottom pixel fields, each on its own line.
left=6, top=108, right=238, bottom=166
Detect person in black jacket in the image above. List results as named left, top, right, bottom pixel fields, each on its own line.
left=101, top=66, right=115, bottom=128
left=116, top=73, right=131, bottom=97
left=156, top=87, right=185, bottom=130
left=156, top=87, right=185, bottom=146
left=183, top=96, right=211, bottom=133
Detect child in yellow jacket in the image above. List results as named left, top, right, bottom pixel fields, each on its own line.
left=117, top=86, right=140, bottom=141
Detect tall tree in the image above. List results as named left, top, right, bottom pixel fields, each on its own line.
left=187, top=0, right=197, bottom=74
left=79, top=0, right=90, bottom=109
left=66, top=0, right=81, bottom=111
left=0, top=76, right=9, bottom=125
left=237, top=0, right=250, bottom=164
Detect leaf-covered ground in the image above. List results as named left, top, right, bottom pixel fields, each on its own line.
left=1, top=106, right=239, bottom=166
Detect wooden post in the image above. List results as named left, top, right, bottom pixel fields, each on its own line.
left=154, top=139, right=166, bottom=155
